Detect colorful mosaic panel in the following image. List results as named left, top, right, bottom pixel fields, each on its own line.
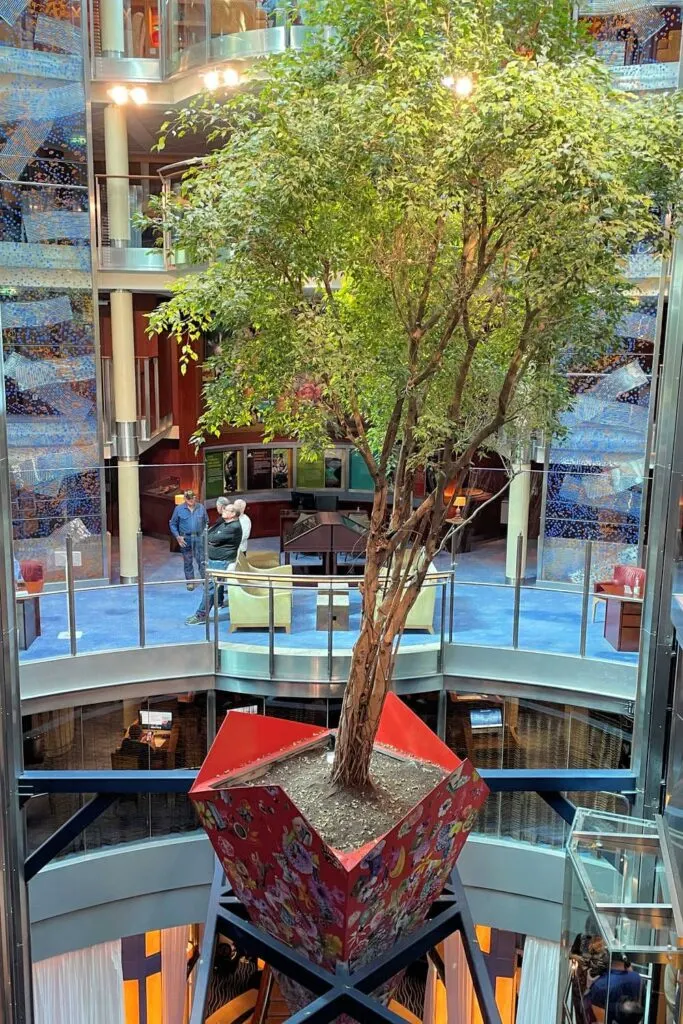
left=542, top=298, right=656, bottom=582
left=0, top=1, right=103, bottom=579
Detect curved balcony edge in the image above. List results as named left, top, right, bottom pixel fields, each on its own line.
left=29, top=831, right=565, bottom=962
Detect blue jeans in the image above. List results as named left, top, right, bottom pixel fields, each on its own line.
left=181, top=534, right=206, bottom=581
left=195, top=558, right=228, bottom=616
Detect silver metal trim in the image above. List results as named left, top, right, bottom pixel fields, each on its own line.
left=116, top=420, right=139, bottom=459
left=657, top=815, right=683, bottom=942
left=579, top=541, right=592, bottom=658
left=65, top=536, right=77, bottom=657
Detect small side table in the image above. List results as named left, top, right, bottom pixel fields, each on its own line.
left=316, top=582, right=350, bottom=631
left=595, top=582, right=642, bottom=652
left=16, top=593, right=41, bottom=650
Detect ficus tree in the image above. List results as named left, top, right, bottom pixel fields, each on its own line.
left=148, top=0, right=683, bottom=789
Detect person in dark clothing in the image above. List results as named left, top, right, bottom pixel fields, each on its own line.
left=587, top=955, right=643, bottom=1023
left=613, top=999, right=644, bottom=1024
left=186, top=501, right=242, bottom=624
left=119, top=723, right=149, bottom=768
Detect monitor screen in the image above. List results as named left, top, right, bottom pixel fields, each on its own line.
left=469, top=708, right=502, bottom=731
left=316, top=494, right=339, bottom=512
left=140, top=710, right=173, bottom=731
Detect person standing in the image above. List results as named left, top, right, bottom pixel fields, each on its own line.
left=186, top=501, right=242, bottom=625
left=170, top=489, right=208, bottom=590
left=233, top=498, right=251, bottom=554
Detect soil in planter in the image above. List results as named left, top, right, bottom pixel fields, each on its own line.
left=242, top=747, right=446, bottom=852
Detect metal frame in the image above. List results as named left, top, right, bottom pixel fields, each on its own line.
left=16, top=765, right=637, bottom=1023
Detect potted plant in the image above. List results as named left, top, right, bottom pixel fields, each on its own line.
left=155, top=0, right=683, bottom=1004
left=191, top=694, right=488, bottom=1012
left=21, top=560, right=44, bottom=595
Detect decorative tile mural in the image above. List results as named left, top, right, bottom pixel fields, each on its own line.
left=542, top=300, right=656, bottom=582
left=0, top=2, right=103, bottom=580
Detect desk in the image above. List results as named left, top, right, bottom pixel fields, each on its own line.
left=16, top=593, right=41, bottom=650
left=316, top=582, right=350, bottom=631
left=595, top=582, right=642, bottom=652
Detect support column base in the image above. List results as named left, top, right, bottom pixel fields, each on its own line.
left=505, top=574, right=537, bottom=585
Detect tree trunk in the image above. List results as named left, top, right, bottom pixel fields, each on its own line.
left=332, top=615, right=395, bottom=789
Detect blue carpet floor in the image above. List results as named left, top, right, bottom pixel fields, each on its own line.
left=19, top=536, right=637, bottom=666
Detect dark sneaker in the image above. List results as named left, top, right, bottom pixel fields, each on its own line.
left=186, top=614, right=205, bottom=625
left=186, top=582, right=195, bottom=591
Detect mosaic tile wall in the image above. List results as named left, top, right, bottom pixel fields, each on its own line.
left=541, top=300, right=656, bottom=583
left=0, top=1, right=103, bottom=581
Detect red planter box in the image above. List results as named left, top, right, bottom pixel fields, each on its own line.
left=191, top=693, right=488, bottom=1015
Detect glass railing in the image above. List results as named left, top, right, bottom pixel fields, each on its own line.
left=11, top=459, right=646, bottom=670
left=95, top=174, right=165, bottom=271
left=0, top=180, right=90, bottom=271
left=22, top=691, right=634, bottom=861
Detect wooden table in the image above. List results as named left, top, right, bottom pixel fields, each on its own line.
left=595, top=582, right=642, bottom=652
left=316, top=582, right=350, bottom=631
left=16, top=593, right=41, bottom=650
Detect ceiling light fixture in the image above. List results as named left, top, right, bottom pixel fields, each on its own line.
left=222, top=67, right=240, bottom=87
left=454, top=75, right=474, bottom=97
left=204, top=70, right=220, bottom=90
left=108, top=85, right=129, bottom=105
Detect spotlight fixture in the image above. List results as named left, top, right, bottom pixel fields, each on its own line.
left=204, top=70, right=220, bottom=91
left=454, top=75, right=474, bottom=97
left=441, top=75, right=455, bottom=88
left=129, top=86, right=148, bottom=106
left=107, top=84, right=129, bottom=106
left=222, top=67, right=240, bottom=87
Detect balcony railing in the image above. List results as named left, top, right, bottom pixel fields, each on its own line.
left=101, top=355, right=173, bottom=450
left=95, top=174, right=166, bottom=271
left=89, top=0, right=298, bottom=80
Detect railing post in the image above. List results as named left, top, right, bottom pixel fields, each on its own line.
left=579, top=540, right=593, bottom=658
left=512, top=533, right=523, bottom=650
left=268, top=583, right=275, bottom=679
left=65, top=535, right=77, bottom=656
left=137, top=531, right=146, bottom=648
left=327, top=583, right=334, bottom=681
left=448, top=568, right=454, bottom=644
left=213, top=571, right=220, bottom=658
left=152, top=356, right=160, bottom=434
left=204, top=531, right=210, bottom=644
left=438, top=580, right=446, bottom=672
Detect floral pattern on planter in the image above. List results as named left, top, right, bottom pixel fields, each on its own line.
left=191, top=695, right=488, bottom=1018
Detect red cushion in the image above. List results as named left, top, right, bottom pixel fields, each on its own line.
left=613, top=564, right=645, bottom=589
left=20, top=560, right=43, bottom=582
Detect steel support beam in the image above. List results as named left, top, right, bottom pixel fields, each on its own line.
left=25, top=794, right=117, bottom=882
left=540, top=792, right=578, bottom=826
left=189, top=865, right=502, bottom=1024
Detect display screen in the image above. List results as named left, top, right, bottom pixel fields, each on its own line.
left=296, top=451, right=325, bottom=489
left=349, top=448, right=374, bottom=491
left=140, top=710, right=173, bottom=731
left=469, top=708, right=502, bottom=731
left=246, top=448, right=273, bottom=490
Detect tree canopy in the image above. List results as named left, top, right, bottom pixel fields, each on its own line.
left=148, top=0, right=683, bottom=785
left=150, top=0, right=683, bottom=497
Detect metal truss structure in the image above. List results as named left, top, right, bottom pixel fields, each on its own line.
left=18, top=766, right=637, bottom=1023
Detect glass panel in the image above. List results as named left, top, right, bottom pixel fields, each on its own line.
left=92, top=0, right=161, bottom=60
left=166, top=0, right=208, bottom=74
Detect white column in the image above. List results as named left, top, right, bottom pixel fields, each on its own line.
left=103, top=102, right=139, bottom=580
left=505, top=460, right=532, bottom=582
left=103, top=103, right=130, bottom=246
left=111, top=290, right=140, bottom=581
left=100, top=0, right=126, bottom=57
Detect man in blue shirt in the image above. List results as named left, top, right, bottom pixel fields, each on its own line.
left=588, top=955, right=643, bottom=1023
left=169, top=489, right=208, bottom=590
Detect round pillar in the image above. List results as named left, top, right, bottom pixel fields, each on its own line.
left=103, top=103, right=130, bottom=247
left=100, top=0, right=126, bottom=58
left=111, top=289, right=139, bottom=582
left=505, top=461, right=533, bottom=583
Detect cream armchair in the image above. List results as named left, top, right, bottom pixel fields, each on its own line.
left=226, top=560, right=293, bottom=632
left=235, top=551, right=284, bottom=572
left=377, top=558, right=438, bottom=634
